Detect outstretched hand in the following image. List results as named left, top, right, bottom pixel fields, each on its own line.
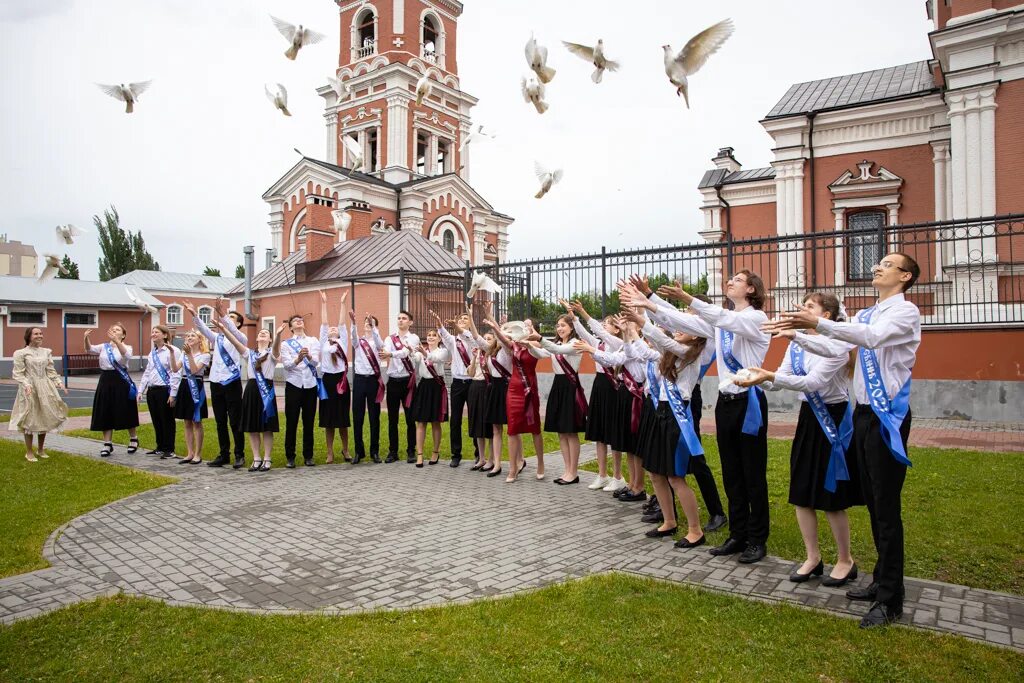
left=656, top=281, right=691, bottom=304
left=628, top=274, right=651, bottom=295
left=733, top=367, right=773, bottom=387
left=775, top=309, right=821, bottom=330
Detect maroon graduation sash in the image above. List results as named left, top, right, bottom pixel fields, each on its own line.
left=490, top=353, right=511, bottom=380
left=424, top=356, right=449, bottom=422
left=390, top=334, right=417, bottom=407
left=358, top=337, right=385, bottom=402
left=512, top=344, right=537, bottom=426
left=619, top=366, right=644, bottom=434
left=479, top=350, right=491, bottom=385
left=329, top=340, right=349, bottom=394
left=455, top=336, right=472, bottom=368
left=598, top=341, right=620, bottom=389
left=554, top=353, right=588, bottom=425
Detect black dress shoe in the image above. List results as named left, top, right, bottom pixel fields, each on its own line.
left=641, top=511, right=664, bottom=524
left=406, top=454, right=417, bottom=464
left=554, top=476, right=579, bottom=485
left=145, top=449, right=161, bottom=455
left=233, top=456, right=246, bottom=470
left=208, top=456, right=229, bottom=468
left=285, top=460, right=296, bottom=469
left=370, top=454, right=381, bottom=464
left=703, top=514, right=728, bottom=533
left=645, top=526, right=677, bottom=538
left=304, top=458, right=315, bottom=467
left=846, top=582, right=878, bottom=602
left=618, top=490, right=647, bottom=502
left=353, top=453, right=364, bottom=464
left=486, top=467, right=503, bottom=478
left=159, top=452, right=176, bottom=459
left=789, top=560, right=824, bottom=583
left=708, top=537, right=745, bottom=556
left=859, top=601, right=902, bottom=629
left=470, top=462, right=484, bottom=471
left=449, top=456, right=461, bottom=468
left=642, top=494, right=659, bottom=511
left=674, top=535, right=706, bottom=549
left=415, top=462, right=424, bottom=468
left=738, top=544, right=767, bottom=564
left=612, top=486, right=629, bottom=499
left=384, top=454, right=398, bottom=463
left=822, top=564, right=859, bottom=587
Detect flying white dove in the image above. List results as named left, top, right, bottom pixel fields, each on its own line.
left=124, top=286, right=158, bottom=317
left=415, top=74, right=432, bottom=106
left=56, top=224, right=86, bottom=245
left=521, top=76, right=548, bottom=114
left=333, top=209, right=352, bottom=235
left=467, top=271, right=503, bottom=298
left=265, top=83, right=291, bottom=116
left=38, top=254, right=68, bottom=283
left=524, top=33, right=556, bottom=84
left=459, top=124, right=496, bottom=152
left=534, top=162, right=563, bottom=199
left=270, top=15, right=326, bottom=60
left=96, top=81, right=152, bottom=114
left=327, top=75, right=352, bottom=103
left=341, top=134, right=364, bottom=173
left=663, top=18, right=735, bottom=108
left=563, top=39, right=620, bottom=84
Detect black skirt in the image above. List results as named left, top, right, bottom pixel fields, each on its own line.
left=789, top=401, right=864, bottom=511
left=318, top=372, right=351, bottom=428
left=484, top=376, right=509, bottom=425
left=642, top=402, right=697, bottom=478
left=411, top=377, right=448, bottom=423
left=584, top=372, right=618, bottom=444
left=634, top=395, right=657, bottom=461
left=174, top=377, right=208, bottom=421
left=90, top=369, right=140, bottom=431
left=240, top=378, right=279, bottom=433
left=467, top=379, right=490, bottom=438
left=609, top=384, right=641, bottom=454
left=544, top=374, right=587, bottom=434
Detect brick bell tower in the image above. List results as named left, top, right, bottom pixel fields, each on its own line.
left=322, top=0, right=477, bottom=185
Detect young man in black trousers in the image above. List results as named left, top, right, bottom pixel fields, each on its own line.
left=279, top=313, right=321, bottom=468
left=379, top=310, right=420, bottom=463
left=435, top=311, right=479, bottom=467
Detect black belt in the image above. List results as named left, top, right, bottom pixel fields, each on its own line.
left=355, top=373, right=378, bottom=378
left=451, top=377, right=472, bottom=383
left=717, top=391, right=749, bottom=403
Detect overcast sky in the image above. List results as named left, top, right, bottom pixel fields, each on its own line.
left=0, top=0, right=933, bottom=280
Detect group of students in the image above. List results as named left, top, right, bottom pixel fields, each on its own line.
left=82, top=251, right=920, bottom=629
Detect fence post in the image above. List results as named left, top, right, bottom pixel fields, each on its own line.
left=398, top=268, right=406, bottom=311
left=600, top=245, right=608, bottom=317
left=463, top=260, right=471, bottom=301
left=62, top=312, right=68, bottom=389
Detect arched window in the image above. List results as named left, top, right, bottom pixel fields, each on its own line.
left=357, top=9, right=376, bottom=57
left=847, top=210, right=886, bottom=280
left=443, top=230, right=454, bottom=252
left=165, top=305, right=183, bottom=327
left=197, top=306, right=214, bottom=325
left=422, top=16, right=438, bottom=62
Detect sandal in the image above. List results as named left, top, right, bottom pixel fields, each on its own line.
left=127, top=437, right=140, bottom=454
left=38, top=451, right=49, bottom=459
left=248, top=460, right=262, bottom=472
left=100, top=442, right=114, bottom=458
left=326, top=455, right=334, bottom=464
left=259, top=460, right=271, bottom=471
left=25, top=453, right=38, bottom=462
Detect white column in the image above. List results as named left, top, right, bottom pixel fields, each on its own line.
left=979, top=87, right=997, bottom=217
left=386, top=95, right=410, bottom=170
left=931, top=140, right=949, bottom=221
left=944, top=146, right=953, bottom=220
left=325, top=113, right=338, bottom=164
left=947, top=93, right=967, bottom=221
left=473, top=229, right=486, bottom=266
left=269, top=219, right=284, bottom=261
left=429, top=134, right=439, bottom=176
left=773, top=164, right=788, bottom=236
left=965, top=102, right=982, bottom=219
left=358, top=129, right=369, bottom=171
left=458, top=122, right=471, bottom=182
left=833, top=209, right=846, bottom=287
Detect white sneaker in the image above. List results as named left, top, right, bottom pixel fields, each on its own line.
left=603, top=477, right=627, bottom=492
left=588, top=475, right=611, bottom=490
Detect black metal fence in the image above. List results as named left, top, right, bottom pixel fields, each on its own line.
left=400, top=214, right=1024, bottom=335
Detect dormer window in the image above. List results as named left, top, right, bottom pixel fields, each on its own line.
left=356, top=9, right=376, bottom=59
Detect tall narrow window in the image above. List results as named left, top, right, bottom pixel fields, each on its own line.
left=357, top=10, right=376, bottom=57
left=368, top=127, right=379, bottom=172
left=443, top=230, right=454, bottom=252
left=423, top=16, right=438, bottom=62
left=436, top=139, right=450, bottom=174
left=416, top=132, right=428, bottom=175
left=198, top=306, right=214, bottom=325
left=847, top=211, right=885, bottom=280
left=345, top=132, right=359, bottom=170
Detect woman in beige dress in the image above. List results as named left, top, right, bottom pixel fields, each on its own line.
left=10, top=327, right=69, bottom=461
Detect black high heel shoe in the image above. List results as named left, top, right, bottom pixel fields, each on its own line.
left=645, top=526, right=678, bottom=538
left=428, top=452, right=440, bottom=465
left=486, top=467, right=503, bottom=478
left=470, top=461, right=484, bottom=471
left=415, top=453, right=424, bottom=468
left=789, top=560, right=824, bottom=583
left=821, top=563, right=858, bottom=587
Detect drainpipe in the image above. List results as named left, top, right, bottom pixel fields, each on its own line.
left=395, top=186, right=402, bottom=230
left=807, top=112, right=818, bottom=286
left=243, top=245, right=255, bottom=320
left=714, top=182, right=733, bottom=276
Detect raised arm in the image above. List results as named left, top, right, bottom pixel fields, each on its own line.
left=689, top=297, right=770, bottom=342
left=642, top=321, right=690, bottom=359
left=83, top=330, right=94, bottom=354
left=540, top=338, right=580, bottom=355
left=220, top=324, right=249, bottom=355
left=338, top=290, right=349, bottom=330
left=184, top=301, right=217, bottom=345
left=815, top=303, right=919, bottom=350
left=215, top=298, right=246, bottom=344
left=619, top=283, right=715, bottom=338
left=792, top=331, right=853, bottom=358
left=272, top=323, right=287, bottom=359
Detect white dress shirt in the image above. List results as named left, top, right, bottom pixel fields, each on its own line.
left=279, top=333, right=321, bottom=389
left=383, top=330, right=421, bottom=378
left=792, top=331, right=852, bottom=358
left=193, top=315, right=242, bottom=385
left=593, top=339, right=649, bottom=385
left=439, top=327, right=476, bottom=380
left=351, top=325, right=384, bottom=376
left=245, top=349, right=278, bottom=381
left=769, top=340, right=850, bottom=404
left=531, top=339, right=582, bottom=374
left=180, top=352, right=211, bottom=378
left=816, top=293, right=921, bottom=404
left=414, top=347, right=451, bottom=382
left=574, top=318, right=624, bottom=372
left=139, top=344, right=181, bottom=398
left=474, top=336, right=512, bottom=378
left=89, top=342, right=133, bottom=370
left=637, top=321, right=701, bottom=401
left=319, top=324, right=350, bottom=375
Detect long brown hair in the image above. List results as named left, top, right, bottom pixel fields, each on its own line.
left=555, top=314, right=578, bottom=343
left=802, top=291, right=854, bottom=378
left=736, top=270, right=767, bottom=310
left=659, top=335, right=708, bottom=384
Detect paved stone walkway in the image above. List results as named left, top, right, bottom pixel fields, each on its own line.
left=1, top=432, right=1022, bottom=652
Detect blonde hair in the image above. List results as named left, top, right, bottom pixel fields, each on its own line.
left=186, top=329, right=210, bottom=354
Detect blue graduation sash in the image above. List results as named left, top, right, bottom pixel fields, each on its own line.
left=286, top=338, right=328, bottom=400
left=856, top=307, right=912, bottom=466
left=719, top=330, right=762, bottom=436
left=664, top=377, right=704, bottom=477
left=150, top=347, right=171, bottom=387
left=181, top=352, right=206, bottom=422
left=789, top=343, right=854, bottom=492
left=105, top=343, right=137, bottom=400
left=646, top=360, right=660, bottom=408
left=699, top=351, right=715, bottom=380
left=249, top=350, right=276, bottom=421
left=216, top=334, right=241, bottom=385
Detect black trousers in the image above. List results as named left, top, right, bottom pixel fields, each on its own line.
left=687, top=384, right=726, bottom=518
left=449, top=378, right=477, bottom=460
left=147, top=385, right=176, bottom=454
left=715, top=390, right=770, bottom=545
left=352, top=374, right=381, bottom=457
left=285, top=383, right=318, bottom=461
left=386, top=376, right=416, bottom=457
left=211, top=379, right=244, bottom=459
left=853, top=405, right=911, bottom=607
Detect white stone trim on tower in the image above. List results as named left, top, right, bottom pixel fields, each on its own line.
left=946, top=84, right=998, bottom=220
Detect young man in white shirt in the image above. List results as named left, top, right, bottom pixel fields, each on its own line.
left=279, top=313, right=322, bottom=468
left=379, top=310, right=420, bottom=463
left=775, top=252, right=921, bottom=629
left=437, top=312, right=479, bottom=467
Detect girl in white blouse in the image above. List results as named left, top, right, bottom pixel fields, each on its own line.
left=466, top=304, right=511, bottom=477
left=85, top=323, right=139, bottom=458
left=170, top=330, right=211, bottom=464
left=137, top=325, right=181, bottom=458
left=318, top=290, right=351, bottom=464
left=411, top=319, right=452, bottom=467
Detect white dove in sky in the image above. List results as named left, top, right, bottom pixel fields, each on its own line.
left=415, top=74, right=432, bottom=106
left=341, top=134, right=365, bottom=174
left=271, top=15, right=326, bottom=60
left=563, top=39, right=620, bottom=84
left=663, top=18, right=735, bottom=108
left=124, top=286, right=158, bottom=317
left=525, top=33, right=556, bottom=84
left=55, top=224, right=86, bottom=245
left=265, top=83, right=291, bottom=116
left=38, top=254, right=68, bottom=283
left=327, top=75, right=352, bottom=103
left=96, top=81, right=152, bottom=114
left=467, top=271, right=502, bottom=298
left=521, top=76, right=548, bottom=114
left=534, top=162, right=563, bottom=199
left=459, top=124, right=496, bottom=153
left=333, top=209, right=352, bottom=235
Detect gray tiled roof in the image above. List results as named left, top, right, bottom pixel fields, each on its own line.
left=698, top=166, right=776, bottom=189
left=1, top=275, right=164, bottom=308
left=233, top=230, right=466, bottom=294
left=108, top=270, right=243, bottom=294
left=764, top=60, right=936, bottom=119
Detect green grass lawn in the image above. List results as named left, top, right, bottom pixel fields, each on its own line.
left=0, top=574, right=1019, bottom=682
left=0, top=407, right=92, bottom=424
left=0, top=440, right=174, bottom=578
left=583, top=440, right=1024, bottom=595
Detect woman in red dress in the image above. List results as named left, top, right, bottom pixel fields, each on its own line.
left=487, top=318, right=544, bottom=482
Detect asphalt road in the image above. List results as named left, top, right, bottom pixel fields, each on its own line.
left=0, top=384, right=96, bottom=413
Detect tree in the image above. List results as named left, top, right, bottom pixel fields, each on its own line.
left=202, top=266, right=222, bottom=276
left=234, top=264, right=245, bottom=278
left=56, top=254, right=79, bottom=280
left=95, top=205, right=160, bottom=281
